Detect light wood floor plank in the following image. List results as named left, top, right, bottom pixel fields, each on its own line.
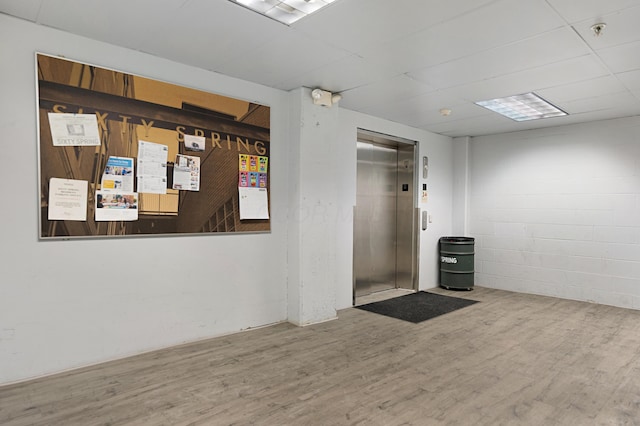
left=2, top=287, right=640, bottom=425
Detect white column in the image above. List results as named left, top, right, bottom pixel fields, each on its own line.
left=287, top=88, right=339, bottom=326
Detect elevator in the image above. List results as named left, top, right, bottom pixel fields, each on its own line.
left=353, top=130, right=418, bottom=301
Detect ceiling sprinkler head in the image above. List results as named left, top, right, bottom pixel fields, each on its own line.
left=591, top=23, right=606, bottom=37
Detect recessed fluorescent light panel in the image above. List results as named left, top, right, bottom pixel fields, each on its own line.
left=230, top=0, right=337, bottom=25
left=475, top=92, right=567, bottom=122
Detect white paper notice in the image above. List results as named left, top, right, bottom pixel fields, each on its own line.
left=138, top=140, right=168, bottom=164
left=95, top=191, right=138, bottom=221
left=137, top=140, right=168, bottom=194
left=184, top=134, right=205, bottom=151
left=137, top=176, right=168, bottom=194
left=173, top=154, right=200, bottom=191
left=48, top=178, right=88, bottom=221
left=138, top=160, right=167, bottom=177
left=48, top=113, right=101, bottom=146
left=239, top=187, right=269, bottom=220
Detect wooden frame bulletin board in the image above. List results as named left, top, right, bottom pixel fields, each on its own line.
left=37, top=53, right=270, bottom=239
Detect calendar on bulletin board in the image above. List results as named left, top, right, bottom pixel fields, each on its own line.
left=36, top=53, right=270, bottom=239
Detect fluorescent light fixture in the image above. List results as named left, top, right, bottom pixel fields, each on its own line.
left=230, top=0, right=337, bottom=25
left=475, top=92, right=567, bottom=122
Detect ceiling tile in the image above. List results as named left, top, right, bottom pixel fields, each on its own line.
left=572, top=5, right=640, bottom=50
left=339, top=75, right=435, bottom=111
left=445, top=55, right=609, bottom=102
left=555, top=103, right=640, bottom=124
left=617, top=69, right=640, bottom=90
left=426, top=114, right=520, bottom=138
left=408, top=27, right=589, bottom=89
left=597, top=40, right=640, bottom=73
left=271, top=54, right=397, bottom=92
left=295, top=0, right=496, bottom=54
left=214, top=28, right=350, bottom=87
left=37, top=0, right=179, bottom=47
left=0, top=0, right=42, bottom=21
left=357, top=90, right=481, bottom=127
left=537, top=76, right=628, bottom=103
left=3, top=0, right=640, bottom=138
left=556, top=91, right=640, bottom=114
left=545, top=0, right=639, bottom=24
left=359, top=0, right=566, bottom=73
left=416, top=102, right=494, bottom=127
left=144, top=0, right=289, bottom=74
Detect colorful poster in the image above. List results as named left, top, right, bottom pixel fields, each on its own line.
left=239, top=154, right=249, bottom=172
left=101, top=156, right=134, bottom=192
left=239, top=172, right=249, bottom=187
left=240, top=154, right=268, bottom=190
left=249, top=172, right=259, bottom=187
left=258, top=156, right=268, bottom=173
left=249, top=155, right=258, bottom=172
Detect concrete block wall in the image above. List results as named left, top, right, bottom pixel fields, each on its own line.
left=469, top=117, right=640, bottom=309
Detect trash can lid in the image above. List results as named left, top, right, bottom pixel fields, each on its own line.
left=440, top=236, right=475, bottom=243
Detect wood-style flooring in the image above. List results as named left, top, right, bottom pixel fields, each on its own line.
left=2, top=287, right=640, bottom=425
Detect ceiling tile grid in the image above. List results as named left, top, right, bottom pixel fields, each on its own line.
left=2, top=0, right=640, bottom=137
left=406, top=27, right=591, bottom=90
left=0, top=0, right=42, bottom=21
left=545, top=0, right=639, bottom=24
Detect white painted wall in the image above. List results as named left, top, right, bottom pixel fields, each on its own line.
left=469, top=117, right=640, bottom=309
left=452, top=137, right=470, bottom=236
left=0, top=13, right=455, bottom=385
left=0, top=14, right=290, bottom=384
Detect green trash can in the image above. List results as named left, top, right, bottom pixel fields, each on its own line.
left=439, top=237, right=475, bottom=290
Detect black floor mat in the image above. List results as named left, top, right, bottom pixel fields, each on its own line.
left=355, top=291, right=478, bottom=323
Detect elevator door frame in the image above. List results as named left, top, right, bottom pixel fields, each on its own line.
left=353, top=129, right=419, bottom=303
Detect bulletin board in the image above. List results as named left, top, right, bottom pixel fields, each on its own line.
left=36, top=53, right=270, bottom=239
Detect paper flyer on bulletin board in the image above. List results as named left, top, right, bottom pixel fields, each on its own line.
left=48, top=178, right=88, bottom=221
left=239, top=187, right=269, bottom=219
left=137, top=140, right=168, bottom=194
left=173, top=154, right=200, bottom=191
left=101, top=156, right=134, bottom=192
left=95, top=191, right=139, bottom=221
left=47, top=113, right=101, bottom=146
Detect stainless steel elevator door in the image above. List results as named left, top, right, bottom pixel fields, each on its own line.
left=354, top=136, right=416, bottom=299
left=354, top=141, right=398, bottom=297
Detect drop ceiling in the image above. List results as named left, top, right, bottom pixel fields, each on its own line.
left=2, top=0, right=640, bottom=137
